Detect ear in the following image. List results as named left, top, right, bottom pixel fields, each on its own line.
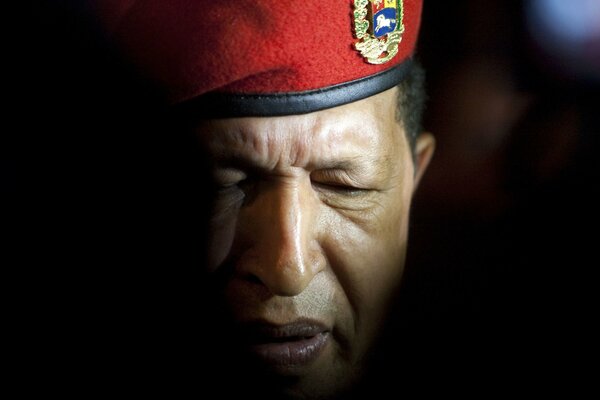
left=413, top=132, right=435, bottom=191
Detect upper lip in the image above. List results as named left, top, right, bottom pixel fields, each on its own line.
left=240, top=319, right=329, bottom=344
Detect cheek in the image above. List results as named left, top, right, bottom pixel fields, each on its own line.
left=331, top=211, right=409, bottom=304
left=321, top=195, right=412, bottom=351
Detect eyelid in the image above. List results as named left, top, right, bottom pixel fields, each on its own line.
left=213, top=168, right=247, bottom=185
left=312, top=169, right=366, bottom=190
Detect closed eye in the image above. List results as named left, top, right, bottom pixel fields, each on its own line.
left=311, top=169, right=372, bottom=196
left=215, top=176, right=262, bottom=208
left=311, top=181, right=370, bottom=197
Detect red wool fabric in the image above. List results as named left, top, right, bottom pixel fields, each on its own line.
left=91, top=0, right=423, bottom=104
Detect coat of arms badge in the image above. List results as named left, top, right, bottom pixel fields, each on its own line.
left=354, top=0, right=405, bottom=64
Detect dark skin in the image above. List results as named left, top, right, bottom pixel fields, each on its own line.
left=197, top=88, right=434, bottom=399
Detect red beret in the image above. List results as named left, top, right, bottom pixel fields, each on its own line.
left=91, top=0, right=423, bottom=116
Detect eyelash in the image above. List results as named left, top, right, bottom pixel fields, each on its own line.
left=311, top=170, right=369, bottom=194
left=311, top=181, right=367, bottom=197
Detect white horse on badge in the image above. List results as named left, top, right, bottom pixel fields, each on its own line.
left=375, top=14, right=395, bottom=34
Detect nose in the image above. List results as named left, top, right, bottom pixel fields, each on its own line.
left=239, top=179, right=325, bottom=297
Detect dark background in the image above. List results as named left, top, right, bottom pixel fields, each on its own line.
left=386, top=0, right=599, bottom=394
left=10, top=0, right=599, bottom=396
left=13, top=2, right=210, bottom=394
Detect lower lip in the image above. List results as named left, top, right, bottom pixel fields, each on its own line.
left=249, top=332, right=330, bottom=367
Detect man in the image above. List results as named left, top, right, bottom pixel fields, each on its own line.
left=89, top=0, right=434, bottom=398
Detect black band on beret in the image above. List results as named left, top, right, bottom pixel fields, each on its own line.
left=174, top=59, right=414, bottom=118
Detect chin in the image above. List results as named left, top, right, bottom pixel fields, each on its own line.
left=225, top=341, right=362, bottom=400
left=254, top=366, right=361, bottom=400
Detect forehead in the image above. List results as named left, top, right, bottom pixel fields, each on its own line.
left=196, top=88, right=405, bottom=168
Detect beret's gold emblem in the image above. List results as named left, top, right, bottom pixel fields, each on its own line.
left=354, top=0, right=405, bottom=64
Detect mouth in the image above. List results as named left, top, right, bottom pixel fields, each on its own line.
left=242, top=319, right=330, bottom=368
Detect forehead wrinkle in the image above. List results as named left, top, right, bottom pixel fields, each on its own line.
left=268, top=115, right=315, bottom=170
left=310, top=116, right=397, bottom=176
left=207, top=122, right=261, bottom=162
left=204, top=89, right=401, bottom=172
left=309, top=113, right=383, bottom=165
left=209, top=115, right=318, bottom=171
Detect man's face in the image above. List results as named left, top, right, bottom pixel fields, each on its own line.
left=196, top=88, right=433, bottom=398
